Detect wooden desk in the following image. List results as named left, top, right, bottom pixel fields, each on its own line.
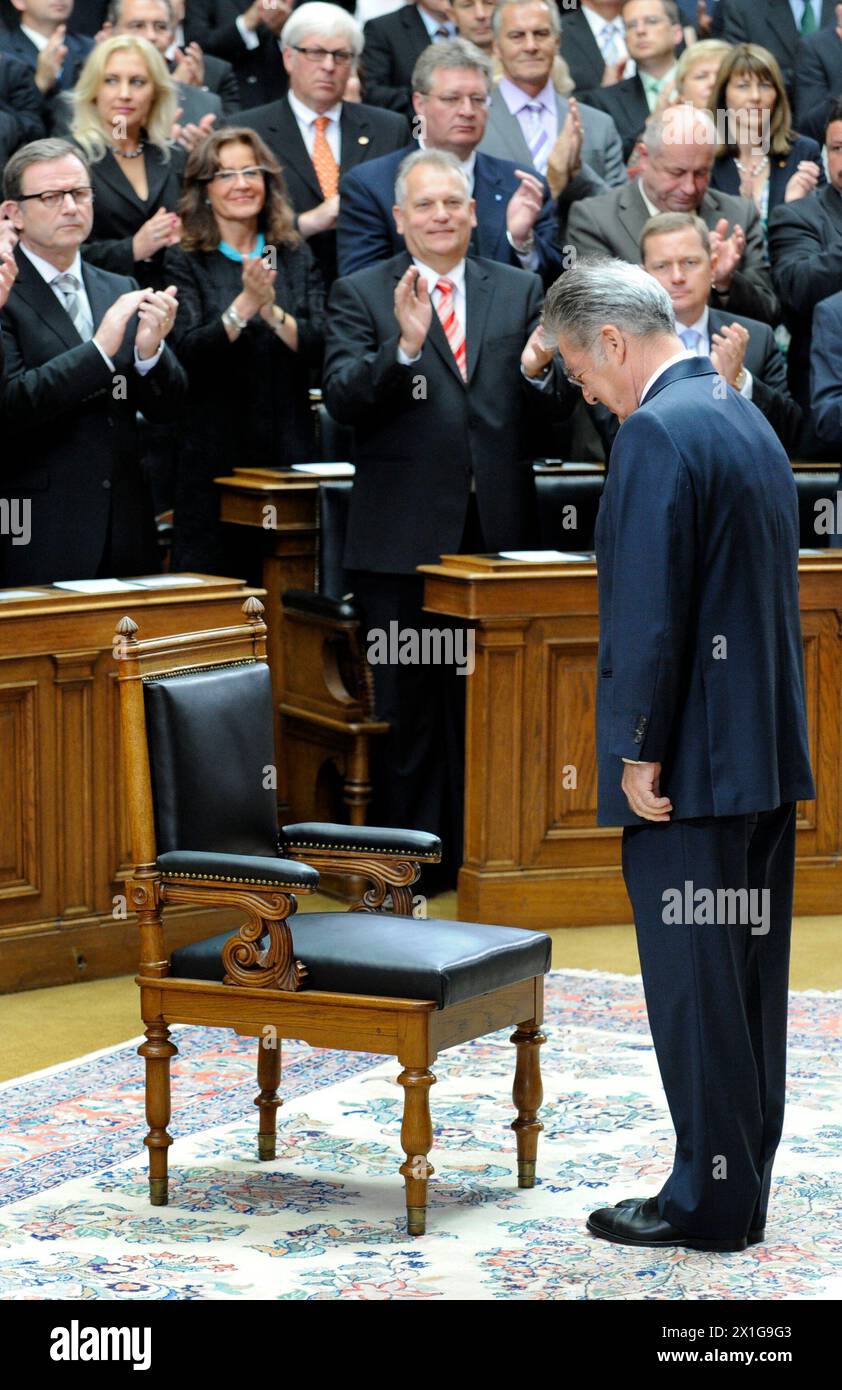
left=0, top=575, right=263, bottom=992
left=421, top=552, right=842, bottom=929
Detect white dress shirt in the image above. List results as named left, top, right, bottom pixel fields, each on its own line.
left=580, top=3, right=633, bottom=75
left=20, top=23, right=49, bottom=51
left=288, top=89, right=343, bottom=164
left=639, top=347, right=695, bottom=403
left=18, top=242, right=162, bottom=374
left=396, top=255, right=466, bottom=365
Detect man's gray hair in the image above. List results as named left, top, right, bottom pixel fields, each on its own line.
left=412, top=37, right=493, bottom=95
left=394, top=148, right=472, bottom=206
left=640, top=211, right=711, bottom=259
left=542, top=258, right=676, bottom=355
left=492, top=0, right=560, bottom=42
left=282, top=2, right=364, bottom=57
left=643, top=103, right=717, bottom=155
left=3, top=138, right=91, bottom=201
left=109, top=0, right=173, bottom=26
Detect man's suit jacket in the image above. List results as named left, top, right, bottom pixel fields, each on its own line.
left=239, top=96, right=409, bottom=285
left=768, top=181, right=842, bottom=403
left=172, top=79, right=223, bottom=126
left=196, top=52, right=242, bottom=115
left=710, top=135, right=825, bottom=213
left=567, top=179, right=781, bottom=325
left=336, top=143, right=563, bottom=286
left=723, top=0, right=836, bottom=90
left=558, top=5, right=611, bottom=96
left=0, top=247, right=187, bottom=584
left=594, top=354, right=815, bottom=826
left=0, top=51, right=46, bottom=169
left=184, top=0, right=288, bottom=108
left=793, top=22, right=842, bottom=126
left=360, top=4, right=431, bottom=118
left=0, top=24, right=92, bottom=92
left=478, top=84, right=627, bottom=191
left=579, top=73, right=650, bottom=162
left=323, top=251, right=572, bottom=573
left=810, top=287, right=842, bottom=446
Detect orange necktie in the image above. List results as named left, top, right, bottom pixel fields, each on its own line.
left=435, top=278, right=467, bottom=381
left=312, top=115, right=339, bottom=198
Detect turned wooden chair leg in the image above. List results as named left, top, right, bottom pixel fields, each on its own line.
left=398, top=1066, right=436, bottom=1236
left=255, top=1036, right=282, bottom=1160
left=138, top=1019, right=177, bottom=1205
left=511, top=1023, right=546, bottom=1189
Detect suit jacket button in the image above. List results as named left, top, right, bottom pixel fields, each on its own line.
left=102, top=479, right=111, bottom=489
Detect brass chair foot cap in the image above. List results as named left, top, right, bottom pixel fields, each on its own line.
left=258, top=1136, right=276, bottom=1161
left=406, top=1207, right=426, bottom=1236
left=149, top=1179, right=168, bottom=1205
left=518, top=1161, right=536, bottom=1188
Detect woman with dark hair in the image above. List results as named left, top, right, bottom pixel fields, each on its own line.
left=708, top=43, right=824, bottom=226
left=165, top=125, right=325, bottom=572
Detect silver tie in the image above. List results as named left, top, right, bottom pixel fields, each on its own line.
left=53, top=271, right=94, bottom=342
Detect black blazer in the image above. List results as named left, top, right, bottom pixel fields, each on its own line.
left=360, top=5, right=432, bottom=118
left=723, top=0, right=837, bottom=90
left=81, top=143, right=186, bottom=292
left=709, top=134, right=825, bottom=215
left=793, top=23, right=842, bottom=126
left=323, top=251, right=574, bottom=574
left=768, top=181, right=842, bottom=403
left=0, top=247, right=187, bottom=585
left=238, top=97, right=409, bottom=286
left=197, top=52, right=242, bottom=116
left=579, top=75, right=650, bottom=162
left=0, top=51, right=46, bottom=168
left=558, top=5, right=610, bottom=95
left=0, top=25, right=92, bottom=93
left=184, top=0, right=288, bottom=109
left=60, top=0, right=108, bottom=35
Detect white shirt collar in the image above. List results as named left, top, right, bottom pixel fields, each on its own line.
left=640, top=348, right=695, bottom=404
left=679, top=307, right=709, bottom=342
left=637, top=180, right=662, bottom=219
left=19, top=241, right=84, bottom=285
left=287, top=90, right=343, bottom=126
left=20, top=23, right=50, bottom=52
left=411, top=256, right=466, bottom=297
left=417, top=5, right=455, bottom=39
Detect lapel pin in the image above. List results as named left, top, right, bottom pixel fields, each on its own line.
left=495, top=192, right=502, bottom=201
left=358, top=135, right=370, bottom=145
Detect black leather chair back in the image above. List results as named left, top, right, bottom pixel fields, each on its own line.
left=794, top=471, right=842, bottom=549
left=534, top=468, right=604, bottom=550
left=318, top=481, right=354, bottom=599
left=143, top=662, right=279, bottom=855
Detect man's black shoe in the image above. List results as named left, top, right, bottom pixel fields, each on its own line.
left=587, top=1196, right=748, bottom=1251
left=611, top=1195, right=765, bottom=1245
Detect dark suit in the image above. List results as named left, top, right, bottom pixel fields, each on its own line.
left=723, top=0, right=836, bottom=90
left=558, top=4, right=611, bottom=96
left=579, top=73, right=650, bottom=163
left=360, top=4, right=433, bottom=118
left=239, top=96, right=408, bottom=286
left=793, top=23, right=842, bottom=126
left=810, top=285, right=842, bottom=447
left=596, top=353, right=814, bottom=1239
left=323, top=251, right=572, bottom=885
left=0, top=24, right=93, bottom=93
left=60, top=0, right=107, bottom=35
left=0, top=247, right=187, bottom=584
left=81, top=144, right=186, bottom=292
left=336, top=142, right=563, bottom=286
left=768, top=182, right=842, bottom=409
left=567, top=179, right=781, bottom=324
left=0, top=51, right=46, bottom=168
left=191, top=52, right=241, bottom=116
left=184, top=0, right=287, bottom=108
left=709, top=135, right=825, bottom=215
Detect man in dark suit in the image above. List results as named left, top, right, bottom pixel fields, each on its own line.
left=793, top=5, right=842, bottom=127
left=559, top=0, right=628, bottom=96
left=723, top=0, right=835, bottom=92
left=240, top=3, right=408, bottom=288
left=543, top=256, right=815, bottom=1250
left=185, top=0, right=290, bottom=109
left=0, top=0, right=93, bottom=114
left=166, top=0, right=241, bottom=112
left=324, top=148, right=571, bottom=887
left=579, top=0, right=683, bottom=161
left=641, top=211, right=801, bottom=451
left=337, top=38, right=562, bottom=285
left=0, top=49, right=46, bottom=168
left=360, top=0, right=456, bottom=117
left=769, top=99, right=842, bottom=441
left=0, top=138, right=186, bottom=584
left=811, top=288, right=842, bottom=455
left=568, top=105, right=781, bottom=325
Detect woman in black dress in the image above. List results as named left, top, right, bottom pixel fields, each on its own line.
left=166, top=126, right=326, bottom=571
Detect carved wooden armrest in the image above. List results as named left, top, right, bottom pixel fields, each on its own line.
left=280, top=823, right=442, bottom=916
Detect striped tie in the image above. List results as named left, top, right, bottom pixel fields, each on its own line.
left=600, top=19, right=624, bottom=65
left=522, top=101, right=549, bottom=174
left=53, top=271, right=93, bottom=341
left=435, top=277, right=467, bottom=381
left=312, top=115, right=339, bottom=198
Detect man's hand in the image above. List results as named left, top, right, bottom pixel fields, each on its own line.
left=132, top=207, right=181, bottom=261
left=710, top=321, right=748, bottom=386
left=0, top=249, right=18, bottom=311
left=696, top=0, right=712, bottom=37
left=709, top=219, right=746, bottom=293
left=297, top=194, right=340, bottom=237
left=785, top=160, right=821, bottom=203
left=135, top=285, right=179, bottom=360
left=172, top=109, right=217, bottom=153
left=621, top=761, right=673, bottom=822
left=94, top=288, right=148, bottom=358
left=521, top=324, right=556, bottom=378
left=394, top=265, right=432, bottom=359
left=506, top=170, right=544, bottom=247
left=257, top=0, right=293, bottom=34
left=601, top=57, right=626, bottom=87
left=171, top=42, right=205, bottom=87
left=34, top=25, right=68, bottom=94
left=0, top=220, right=18, bottom=258
left=546, top=100, right=583, bottom=198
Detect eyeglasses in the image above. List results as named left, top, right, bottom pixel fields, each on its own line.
left=291, top=44, right=355, bottom=65
left=16, top=186, right=95, bottom=209
left=208, top=166, right=268, bottom=184
left=432, top=94, right=491, bottom=109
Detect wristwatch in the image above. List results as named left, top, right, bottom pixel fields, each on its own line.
left=222, top=305, right=249, bottom=332
left=506, top=229, right=535, bottom=256
left=734, top=367, right=747, bottom=391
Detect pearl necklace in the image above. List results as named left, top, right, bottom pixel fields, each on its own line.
left=734, top=152, right=768, bottom=178
left=115, top=142, right=145, bottom=159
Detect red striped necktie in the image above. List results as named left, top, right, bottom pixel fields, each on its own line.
left=435, top=276, right=467, bottom=381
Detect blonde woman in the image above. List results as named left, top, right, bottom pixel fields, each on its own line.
left=70, top=34, right=184, bottom=288
left=674, top=38, right=731, bottom=108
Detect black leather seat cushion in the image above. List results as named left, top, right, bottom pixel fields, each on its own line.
left=171, top=914, right=552, bottom=1008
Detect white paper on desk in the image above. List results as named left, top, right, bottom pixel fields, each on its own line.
left=130, top=575, right=205, bottom=588
left=52, top=578, right=143, bottom=593
left=0, top=589, right=43, bottom=600
left=290, top=462, right=355, bottom=477
left=498, top=550, right=592, bottom=562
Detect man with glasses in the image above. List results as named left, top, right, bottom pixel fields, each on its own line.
left=0, top=138, right=186, bottom=585
left=240, top=2, right=408, bottom=287
left=579, top=0, right=683, bottom=160
left=337, top=37, right=562, bottom=283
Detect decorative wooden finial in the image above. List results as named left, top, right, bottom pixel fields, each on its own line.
left=243, top=597, right=265, bottom=620
left=116, top=616, right=138, bottom=639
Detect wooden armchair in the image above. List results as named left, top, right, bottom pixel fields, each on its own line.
left=114, top=598, right=550, bottom=1236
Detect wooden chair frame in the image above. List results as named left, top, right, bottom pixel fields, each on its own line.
left=114, top=598, right=545, bottom=1236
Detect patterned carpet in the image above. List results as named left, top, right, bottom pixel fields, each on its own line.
left=1, top=970, right=840, bottom=1300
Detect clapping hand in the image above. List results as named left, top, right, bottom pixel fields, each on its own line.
left=135, top=285, right=179, bottom=360
left=34, top=25, right=68, bottom=94
left=172, top=42, right=205, bottom=87
left=710, top=321, right=749, bottom=386
left=546, top=101, right=584, bottom=198
left=507, top=170, right=544, bottom=247
left=241, top=252, right=277, bottom=317
left=785, top=160, right=821, bottom=203
left=394, top=265, right=432, bottom=359
left=709, top=219, right=746, bottom=293
left=133, top=207, right=181, bottom=262
left=0, top=250, right=18, bottom=311
left=171, top=109, right=217, bottom=153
